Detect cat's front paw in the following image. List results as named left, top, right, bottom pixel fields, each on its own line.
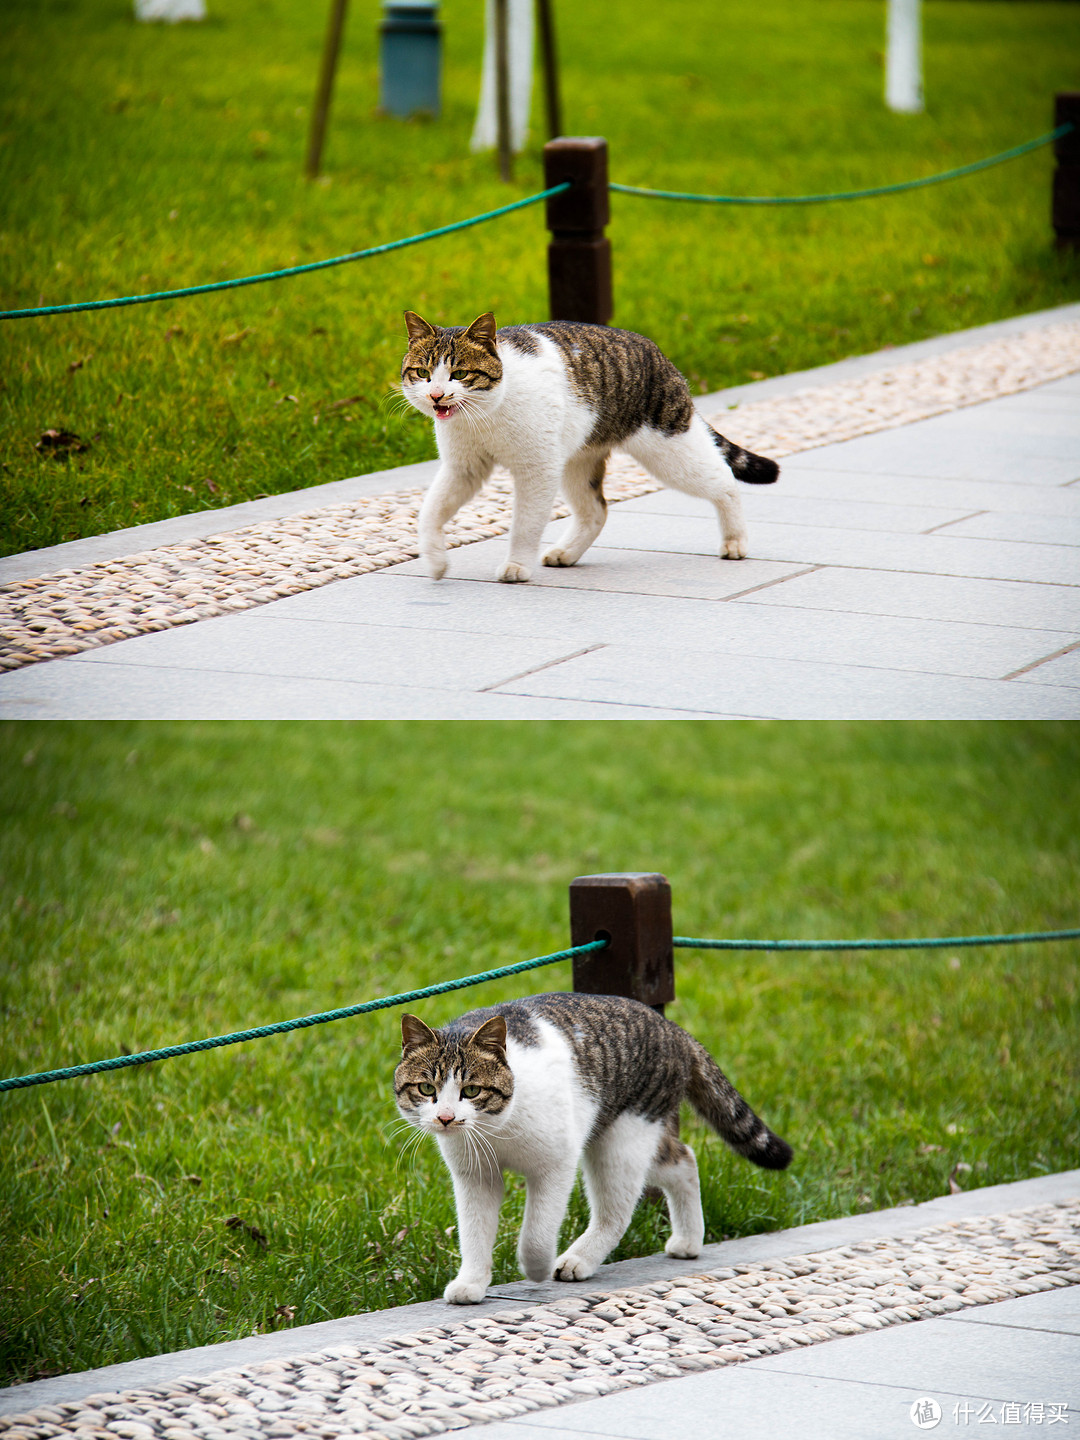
left=553, top=1249, right=597, bottom=1282
left=720, top=533, right=748, bottom=560
left=665, top=1235, right=702, bottom=1259
left=496, top=560, right=531, bottom=584
left=443, top=1276, right=488, bottom=1304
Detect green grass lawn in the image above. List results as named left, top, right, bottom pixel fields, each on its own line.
left=1, top=0, right=1078, bottom=556
left=2, top=721, right=1078, bottom=1382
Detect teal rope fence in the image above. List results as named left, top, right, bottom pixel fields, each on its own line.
left=611, top=124, right=1071, bottom=206
left=0, top=183, right=570, bottom=322
left=6, top=924, right=1077, bottom=1095
left=0, top=936, right=607, bottom=1094
left=673, top=927, right=1080, bottom=953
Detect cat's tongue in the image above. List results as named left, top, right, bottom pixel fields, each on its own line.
left=434, top=403, right=458, bottom=420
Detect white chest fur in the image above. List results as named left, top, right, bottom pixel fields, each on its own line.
left=438, top=335, right=598, bottom=471
left=438, top=1019, right=598, bottom=1181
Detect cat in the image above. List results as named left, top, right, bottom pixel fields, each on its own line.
left=394, top=991, right=792, bottom=1304
left=400, top=311, right=779, bottom=584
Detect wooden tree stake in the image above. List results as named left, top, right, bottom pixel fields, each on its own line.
left=536, top=0, right=562, bottom=141
left=306, top=0, right=350, bottom=179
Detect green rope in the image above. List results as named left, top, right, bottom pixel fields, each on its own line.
left=0, top=937, right=607, bottom=1094
left=610, top=124, right=1071, bottom=206
left=673, top=928, right=1080, bottom=953
left=0, top=183, right=571, bottom=322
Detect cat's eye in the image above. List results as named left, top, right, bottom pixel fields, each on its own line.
left=450, top=370, right=469, bottom=381
left=412, top=367, right=430, bottom=380
left=417, top=1082, right=436, bottom=1096
left=461, top=1084, right=481, bottom=1099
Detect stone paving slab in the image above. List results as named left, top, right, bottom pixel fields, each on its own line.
left=734, top=566, right=1080, bottom=633
left=764, top=468, right=1080, bottom=516
left=938, top=513, right=1080, bottom=546
left=0, top=661, right=723, bottom=719
left=2, top=1177, right=1077, bottom=1440
left=940, top=1285, right=1080, bottom=1336
left=595, top=509, right=1080, bottom=586
left=1013, top=648, right=1080, bottom=690
left=491, top=644, right=1078, bottom=719
left=624, top=488, right=979, bottom=534
left=268, top=572, right=1076, bottom=682
left=392, top=542, right=814, bottom=600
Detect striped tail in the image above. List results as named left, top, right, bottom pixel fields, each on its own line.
left=707, top=423, right=780, bottom=485
left=686, top=1040, right=793, bottom=1170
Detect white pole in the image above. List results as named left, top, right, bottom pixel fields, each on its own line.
left=885, top=0, right=923, bottom=114
left=471, top=0, right=534, bottom=153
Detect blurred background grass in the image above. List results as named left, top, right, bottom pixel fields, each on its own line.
left=2, top=720, right=1078, bottom=1380
left=1, top=0, right=1078, bottom=554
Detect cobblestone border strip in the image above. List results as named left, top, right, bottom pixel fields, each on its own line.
left=3, top=321, right=1079, bottom=674
left=1, top=1201, right=1077, bottom=1440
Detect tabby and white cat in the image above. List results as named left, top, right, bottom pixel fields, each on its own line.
left=400, top=312, right=779, bottom=584
left=394, top=992, right=791, bottom=1304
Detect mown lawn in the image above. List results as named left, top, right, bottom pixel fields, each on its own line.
left=1, top=0, right=1078, bottom=555
left=1, top=721, right=1078, bottom=1381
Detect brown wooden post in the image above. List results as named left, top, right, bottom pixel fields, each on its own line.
left=536, top=0, right=563, bottom=141
left=1053, top=92, right=1080, bottom=250
left=544, top=137, right=613, bottom=325
left=494, top=0, right=513, bottom=183
left=305, top=0, right=350, bottom=179
left=569, top=873, right=674, bottom=1013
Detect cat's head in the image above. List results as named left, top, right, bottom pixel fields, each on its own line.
left=400, top=311, right=503, bottom=423
left=394, top=1012, right=513, bottom=1134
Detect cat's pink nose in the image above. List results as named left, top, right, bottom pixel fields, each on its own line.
left=429, top=387, right=445, bottom=401
left=437, top=1109, right=455, bottom=1126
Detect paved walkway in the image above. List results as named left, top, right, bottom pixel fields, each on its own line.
left=2, top=1172, right=1077, bottom=1440
left=2, top=310, right=1078, bottom=718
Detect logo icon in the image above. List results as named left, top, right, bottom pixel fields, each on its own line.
left=910, top=1398, right=942, bottom=1429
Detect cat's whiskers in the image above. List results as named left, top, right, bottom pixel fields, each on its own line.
left=461, top=1125, right=500, bottom=1183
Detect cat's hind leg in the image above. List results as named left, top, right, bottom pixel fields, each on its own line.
left=554, top=1113, right=662, bottom=1281
left=542, top=450, right=609, bottom=569
left=517, top=1158, right=579, bottom=1282
left=645, top=1120, right=704, bottom=1260
left=623, top=418, right=749, bottom=560
left=417, top=455, right=494, bottom=580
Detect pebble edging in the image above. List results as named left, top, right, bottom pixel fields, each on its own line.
left=2, top=320, right=1079, bottom=674
left=2, top=1200, right=1077, bottom=1440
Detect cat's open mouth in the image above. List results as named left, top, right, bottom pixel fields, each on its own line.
left=433, top=403, right=459, bottom=420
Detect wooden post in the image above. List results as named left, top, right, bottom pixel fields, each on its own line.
left=543, top=136, right=612, bottom=325
left=1053, top=92, right=1080, bottom=251
left=569, top=873, right=675, bottom=1013
left=536, top=0, right=562, bottom=141
left=306, top=0, right=350, bottom=179
left=494, top=0, right=513, bottom=183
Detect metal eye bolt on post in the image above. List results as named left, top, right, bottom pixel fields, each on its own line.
left=569, top=872, right=675, bottom=1013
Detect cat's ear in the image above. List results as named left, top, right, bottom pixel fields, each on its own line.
left=467, top=1015, right=507, bottom=1057
left=401, top=1013, right=438, bottom=1054
left=463, top=313, right=498, bottom=353
left=404, top=311, right=436, bottom=344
